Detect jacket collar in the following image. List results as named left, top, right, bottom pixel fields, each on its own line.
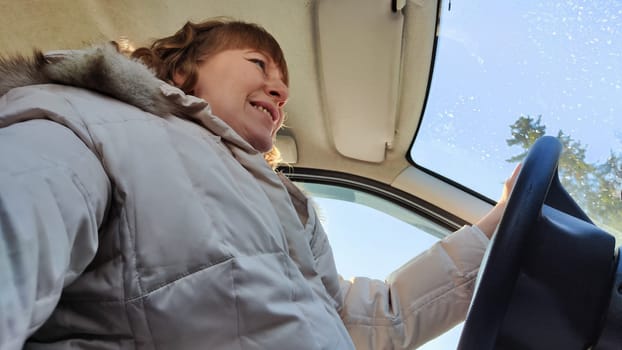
left=158, top=84, right=258, bottom=154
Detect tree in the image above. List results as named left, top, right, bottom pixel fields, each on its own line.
left=507, top=115, right=622, bottom=236
left=506, top=115, right=545, bottom=163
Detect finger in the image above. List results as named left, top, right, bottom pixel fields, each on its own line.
left=506, top=163, right=522, bottom=187
left=500, top=163, right=522, bottom=203
left=509, top=162, right=522, bottom=181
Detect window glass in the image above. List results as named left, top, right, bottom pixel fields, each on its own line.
left=411, top=1, right=622, bottom=241
left=295, top=181, right=460, bottom=349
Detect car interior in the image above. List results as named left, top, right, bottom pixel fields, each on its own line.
left=3, top=0, right=621, bottom=349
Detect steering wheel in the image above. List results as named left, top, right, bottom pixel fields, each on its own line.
left=457, top=136, right=617, bottom=350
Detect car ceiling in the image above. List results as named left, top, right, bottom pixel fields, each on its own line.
left=3, top=0, right=492, bottom=224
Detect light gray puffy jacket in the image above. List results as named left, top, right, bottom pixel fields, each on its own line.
left=0, top=46, right=489, bottom=349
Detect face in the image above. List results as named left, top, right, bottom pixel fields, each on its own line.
left=180, top=49, right=289, bottom=152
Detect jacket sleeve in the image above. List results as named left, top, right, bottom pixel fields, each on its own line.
left=0, top=119, right=110, bottom=350
left=305, top=191, right=490, bottom=350
left=337, top=225, right=489, bottom=349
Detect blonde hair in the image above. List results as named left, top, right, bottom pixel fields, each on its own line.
left=132, top=18, right=288, bottom=168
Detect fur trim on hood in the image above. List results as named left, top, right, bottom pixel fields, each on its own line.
left=0, top=44, right=203, bottom=117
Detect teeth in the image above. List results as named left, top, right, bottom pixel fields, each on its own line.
left=252, top=104, right=272, bottom=118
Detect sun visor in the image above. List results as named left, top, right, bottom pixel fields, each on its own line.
left=316, top=0, right=404, bottom=163
left=275, top=134, right=298, bottom=164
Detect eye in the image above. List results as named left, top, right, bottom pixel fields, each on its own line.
left=248, top=58, right=266, bottom=71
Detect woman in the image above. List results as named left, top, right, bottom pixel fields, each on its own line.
left=0, top=19, right=514, bottom=349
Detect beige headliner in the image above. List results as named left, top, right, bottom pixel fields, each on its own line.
left=2, top=0, right=491, bottom=223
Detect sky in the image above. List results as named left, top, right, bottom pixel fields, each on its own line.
left=412, top=0, right=621, bottom=199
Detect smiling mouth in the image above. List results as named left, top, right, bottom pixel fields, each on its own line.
left=250, top=102, right=276, bottom=122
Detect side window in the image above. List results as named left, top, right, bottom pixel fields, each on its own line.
left=294, top=181, right=462, bottom=350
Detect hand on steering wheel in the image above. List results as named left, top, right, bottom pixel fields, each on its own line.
left=458, top=136, right=616, bottom=350
left=475, top=163, right=522, bottom=239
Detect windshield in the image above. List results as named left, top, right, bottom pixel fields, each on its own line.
left=411, top=0, right=622, bottom=240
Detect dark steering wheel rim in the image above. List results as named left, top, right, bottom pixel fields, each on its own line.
left=457, top=136, right=563, bottom=349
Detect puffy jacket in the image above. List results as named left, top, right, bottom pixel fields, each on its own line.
left=0, top=45, right=489, bottom=349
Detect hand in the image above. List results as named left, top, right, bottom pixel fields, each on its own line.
left=475, top=163, right=521, bottom=238
left=498, top=163, right=521, bottom=205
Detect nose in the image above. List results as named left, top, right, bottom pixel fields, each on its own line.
left=266, top=78, right=289, bottom=108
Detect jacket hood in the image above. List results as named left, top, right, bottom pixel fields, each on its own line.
left=0, top=44, right=204, bottom=118
left=0, top=44, right=259, bottom=153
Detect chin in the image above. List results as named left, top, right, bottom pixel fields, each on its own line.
left=256, top=144, right=274, bottom=153
left=251, top=139, right=274, bottom=153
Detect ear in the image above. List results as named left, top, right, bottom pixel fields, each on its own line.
left=172, top=68, right=187, bottom=88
